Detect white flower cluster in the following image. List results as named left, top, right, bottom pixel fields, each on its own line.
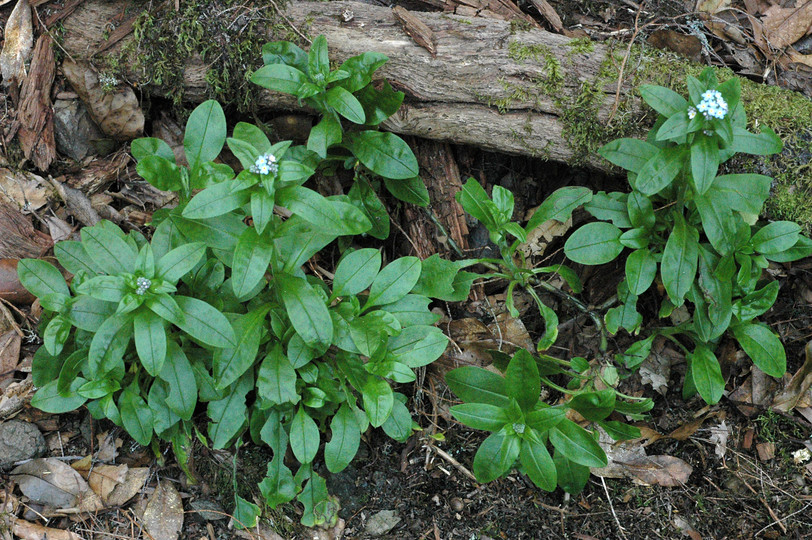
left=250, top=153, right=278, bottom=176
left=512, top=422, right=525, bottom=434
left=793, top=447, right=811, bottom=464
left=135, top=277, right=152, bottom=296
left=691, top=89, right=728, bottom=120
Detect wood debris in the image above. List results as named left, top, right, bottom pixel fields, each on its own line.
left=17, top=35, right=56, bottom=171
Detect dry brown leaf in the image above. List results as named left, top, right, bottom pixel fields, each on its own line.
left=519, top=216, right=571, bottom=257
left=763, top=1, right=812, bottom=49
left=773, top=341, right=812, bottom=411
left=10, top=458, right=91, bottom=508
left=0, top=203, right=53, bottom=259
left=0, top=377, right=31, bottom=420
left=105, top=467, right=149, bottom=507
left=62, top=60, right=144, bottom=141
left=756, top=441, right=776, bottom=461
left=667, top=411, right=720, bottom=441
left=647, top=29, right=703, bottom=61
left=625, top=455, right=693, bottom=487
left=0, top=168, right=50, bottom=211
left=698, top=0, right=731, bottom=14
left=96, top=432, right=123, bottom=462
left=0, top=329, right=21, bottom=384
left=787, top=48, right=812, bottom=68
left=708, top=420, right=730, bottom=458
left=141, top=481, right=184, bottom=540
left=13, top=519, right=82, bottom=540
left=88, top=464, right=128, bottom=503
left=0, top=0, right=33, bottom=86
left=0, top=259, right=35, bottom=306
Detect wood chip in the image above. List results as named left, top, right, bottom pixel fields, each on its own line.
left=393, top=6, right=437, bottom=58
left=17, top=35, right=57, bottom=171
left=756, top=441, right=776, bottom=461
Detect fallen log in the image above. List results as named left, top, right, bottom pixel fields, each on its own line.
left=57, top=0, right=812, bottom=226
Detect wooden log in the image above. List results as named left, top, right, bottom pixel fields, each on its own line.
left=56, top=0, right=812, bottom=227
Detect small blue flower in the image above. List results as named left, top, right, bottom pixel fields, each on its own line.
left=250, top=153, right=278, bottom=175
left=687, top=107, right=697, bottom=120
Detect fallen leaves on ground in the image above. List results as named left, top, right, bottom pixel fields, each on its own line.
left=595, top=430, right=693, bottom=487
left=0, top=0, right=33, bottom=86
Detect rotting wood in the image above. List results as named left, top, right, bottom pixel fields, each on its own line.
left=17, top=34, right=56, bottom=171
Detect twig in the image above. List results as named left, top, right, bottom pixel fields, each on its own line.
left=601, top=476, right=629, bottom=540
left=755, top=502, right=811, bottom=536
left=428, top=444, right=478, bottom=483
left=607, top=3, right=650, bottom=126
left=267, top=0, right=311, bottom=45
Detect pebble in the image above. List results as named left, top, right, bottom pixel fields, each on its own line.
left=450, top=497, right=464, bottom=512
left=0, top=420, right=46, bottom=469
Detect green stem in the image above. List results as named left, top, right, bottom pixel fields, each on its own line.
left=526, top=278, right=608, bottom=352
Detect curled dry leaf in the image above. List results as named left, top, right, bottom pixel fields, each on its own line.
left=0, top=168, right=50, bottom=212
left=708, top=420, right=730, bottom=458
left=772, top=340, right=812, bottom=412
left=141, top=481, right=184, bottom=540
left=595, top=429, right=693, bottom=487
left=0, top=0, right=33, bottom=86
left=13, top=519, right=82, bottom=540
left=61, top=60, right=144, bottom=141
left=105, top=467, right=149, bottom=507
left=0, top=329, right=22, bottom=384
left=88, top=464, right=128, bottom=503
left=0, top=202, right=53, bottom=259
left=763, top=2, right=812, bottom=50
left=10, top=458, right=91, bottom=508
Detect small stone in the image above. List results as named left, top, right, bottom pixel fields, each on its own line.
left=450, top=497, right=464, bottom=512
left=364, top=510, right=401, bottom=537
left=189, top=499, right=227, bottom=521
left=53, top=99, right=104, bottom=161
left=0, top=420, right=47, bottom=469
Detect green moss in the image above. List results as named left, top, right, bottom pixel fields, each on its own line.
left=565, top=37, right=595, bottom=56
left=105, top=0, right=305, bottom=114
left=509, top=19, right=534, bottom=34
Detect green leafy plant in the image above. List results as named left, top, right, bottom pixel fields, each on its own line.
left=563, top=68, right=812, bottom=404
left=19, top=37, right=469, bottom=528
left=252, top=35, right=429, bottom=207
left=447, top=349, right=652, bottom=493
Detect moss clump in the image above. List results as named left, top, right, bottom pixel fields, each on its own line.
left=565, top=37, right=595, bottom=56
left=110, top=0, right=305, bottom=114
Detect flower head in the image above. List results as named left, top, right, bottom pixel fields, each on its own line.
left=250, top=153, right=279, bottom=176
left=135, top=277, right=151, bottom=295
left=687, top=107, right=697, bottom=120
left=695, top=89, right=728, bottom=120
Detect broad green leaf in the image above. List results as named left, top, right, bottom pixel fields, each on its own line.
left=689, top=345, right=724, bottom=404
left=520, top=432, right=557, bottom=491
left=54, top=241, right=100, bottom=276
left=337, top=51, right=389, bottom=92
left=307, top=34, right=329, bottom=78
left=298, top=473, right=334, bottom=528
left=171, top=213, right=247, bottom=253
left=655, top=112, right=695, bottom=141
left=131, top=137, right=175, bottom=162
left=625, top=248, right=656, bottom=295
left=75, top=275, right=127, bottom=303
left=526, top=186, right=592, bottom=232
left=554, top=451, right=590, bottom=494
left=456, top=177, right=499, bottom=230
left=379, top=294, right=439, bottom=327
left=735, top=281, right=779, bottom=321
left=260, top=458, right=296, bottom=508
left=690, top=133, right=719, bottom=195
left=584, top=192, right=632, bottom=228
left=731, top=126, right=782, bottom=155
left=274, top=216, right=337, bottom=272
left=251, top=190, right=276, bottom=235
left=362, top=376, right=394, bottom=427
left=277, top=273, right=333, bottom=352
left=277, top=186, right=371, bottom=235
left=526, top=406, right=566, bottom=431
left=146, top=293, right=185, bottom=326
left=567, top=389, right=615, bottom=421
left=136, top=155, right=182, bottom=191
left=257, top=344, right=298, bottom=405
left=183, top=181, right=250, bottom=219
left=732, top=323, right=786, bottom=377
left=709, top=174, right=771, bottom=215
left=364, top=256, right=421, bottom=309
left=56, top=350, right=86, bottom=396
left=31, top=379, right=87, bottom=413
left=410, top=254, right=467, bottom=300
left=564, top=222, right=623, bottom=265
left=635, top=147, right=685, bottom=195
left=505, top=349, right=540, bottom=411
left=661, top=215, right=698, bottom=305
left=382, top=397, right=413, bottom=442
left=207, top=373, right=252, bottom=449
left=387, top=325, right=448, bottom=368
left=639, top=85, right=687, bottom=116
left=87, top=314, right=132, bottom=378
left=233, top=495, right=260, bottom=530
left=383, top=176, right=429, bottom=206
left=173, top=295, right=237, bottom=348
left=325, top=404, right=361, bottom=473
left=598, top=138, right=659, bottom=173
left=214, top=307, right=268, bottom=389
left=184, top=100, right=226, bottom=171
left=290, top=406, right=320, bottom=464
left=326, top=86, right=365, bottom=123
left=67, top=296, right=116, bottom=331
left=626, top=191, right=655, bottom=230
left=134, top=311, right=166, bottom=376
left=764, top=235, right=812, bottom=263
left=232, top=122, right=271, bottom=155
left=346, top=131, right=419, bottom=180
left=81, top=225, right=136, bottom=275
left=472, top=428, right=520, bottom=482
left=695, top=192, right=737, bottom=256
left=17, top=259, right=69, bottom=299
left=250, top=64, right=308, bottom=95
left=347, top=179, right=390, bottom=239
left=119, top=387, right=154, bottom=446
left=307, top=114, right=342, bottom=158
left=752, top=221, right=801, bottom=254
left=450, top=403, right=508, bottom=431
left=158, top=341, right=197, bottom=420
left=445, top=366, right=510, bottom=408
left=155, top=242, right=206, bottom=284
left=262, top=40, right=308, bottom=70
left=549, top=419, right=607, bottom=467
left=231, top=227, right=273, bottom=298
left=356, top=80, right=404, bottom=126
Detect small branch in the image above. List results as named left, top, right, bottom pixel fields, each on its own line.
left=428, top=444, right=478, bottom=484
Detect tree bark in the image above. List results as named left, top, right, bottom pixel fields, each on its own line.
left=59, top=0, right=811, bottom=176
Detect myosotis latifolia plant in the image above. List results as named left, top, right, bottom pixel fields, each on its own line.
left=563, top=68, right=812, bottom=404
left=449, top=180, right=653, bottom=492
left=18, top=37, right=467, bottom=529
